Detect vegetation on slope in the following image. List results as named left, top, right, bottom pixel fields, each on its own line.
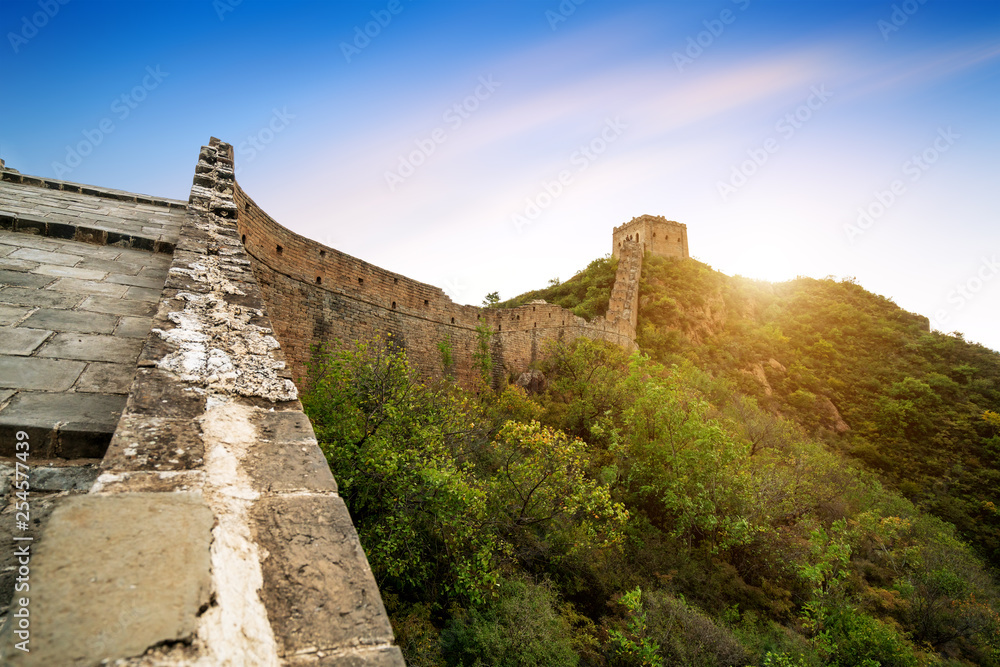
left=636, top=255, right=1000, bottom=570
left=497, top=255, right=618, bottom=321
left=304, top=327, right=1000, bottom=665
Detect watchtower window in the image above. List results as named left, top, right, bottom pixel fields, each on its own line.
left=358, top=277, right=364, bottom=285
left=393, top=277, right=398, bottom=284
left=241, top=234, right=246, bottom=244
left=315, top=276, right=322, bottom=284
left=451, top=317, right=455, bottom=324
left=424, top=299, right=429, bottom=306
left=391, top=301, right=397, bottom=309
left=276, top=245, right=283, bottom=255
left=320, top=250, right=326, bottom=257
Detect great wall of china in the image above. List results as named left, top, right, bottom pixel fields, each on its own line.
left=0, top=138, right=687, bottom=664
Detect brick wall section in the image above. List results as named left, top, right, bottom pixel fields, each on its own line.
left=234, top=185, right=638, bottom=389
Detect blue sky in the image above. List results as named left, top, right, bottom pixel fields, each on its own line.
left=2, top=0, right=998, bottom=350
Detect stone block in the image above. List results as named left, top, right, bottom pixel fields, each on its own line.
left=30, top=264, right=107, bottom=280
left=36, top=333, right=143, bottom=363
left=0, top=304, right=29, bottom=325
left=282, top=646, right=406, bottom=666
left=0, top=493, right=214, bottom=665
left=102, top=414, right=205, bottom=472
left=0, top=327, right=52, bottom=355
left=0, top=286, right=81, bottom=308
left=0, top=356, right=85, bottom=390
left=251, top=494, right=395, bottom=657
left=47, top=277, right=129, bottom=298
left=125, top=285, right=163, bottom=302
left=20, top=308, right=117, bottom=334
left=105, top=273, right=165, bottom=289
left=75, top=362, right=136, bottom=394
left=126, top=367, right=206, bottom=419
left=0, top=269, right=53, bottom=289
left=114, top=316, right=153, bottom=338
left=244, top=411, right=337, bottom=494
left=7, top=247, right=81, bottom=266
left=78, top=295, right=156, bottom=317
left=0, top=391, right=126, bottom=458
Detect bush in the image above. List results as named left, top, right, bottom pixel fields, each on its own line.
left=441, top=577, right=579, bottom=667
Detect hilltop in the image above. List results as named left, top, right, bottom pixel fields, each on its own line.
left=304, top=252, right=1000, bottom=666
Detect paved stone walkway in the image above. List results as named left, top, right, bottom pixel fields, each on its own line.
left=0, top=177, right=184, bottom=249
left=0, top=230, right=170, bottom=458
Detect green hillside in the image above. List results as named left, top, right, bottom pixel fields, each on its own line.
left=303, top=254, right=1000, bottom=666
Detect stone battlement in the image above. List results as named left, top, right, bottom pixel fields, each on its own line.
left=235, top=182, right=648, bottom=390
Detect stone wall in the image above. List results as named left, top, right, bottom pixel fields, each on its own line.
left=0, top=139, right=404, bottom=665
left=612, top=214, right=688, bottom=261
left=234, top=186, right=639, bottom=390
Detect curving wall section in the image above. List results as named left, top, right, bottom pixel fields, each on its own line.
left=234, top=184, right=639, bottom=389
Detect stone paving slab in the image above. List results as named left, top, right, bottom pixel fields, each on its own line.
left=0, top=305, right=29, bottom=325
left=0, top=356, right=85, bottom=390
left=0, top=258, right=38, bottom=271
left=74, top=257, right=143, bottom=275
left=0, top=392, right=127, bottom=458
left=0, top=177, right=186, bottom=247
left=0, top=286, right=81, bottom=308
left=125, top=285, right=162, bottom=302
left=31, top=264, right=108, bottom=280
left=20, top=308, right=118, bottom=334
left=114, top=316, right=153, bottom=338
left=0, top=230, right=168, bottom=461
left=0, top=493, right=213, bottom=666
left=0, top=327, right=52, bottom=355
left=0, top=269, right=53, bottom=288
left=48, top=276, right=129, bottom=298
left=106, top=273, right=164, bottom=289
left=37, top=333, right=144, bottom=363
left=78, top=294, right=157, bottom=317
left=7, top=247, right=81, bottom=266
left=75, top=362, right=135, bottom=394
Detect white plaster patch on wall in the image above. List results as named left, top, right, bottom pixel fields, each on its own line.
left=152, top=281, right=298, bottom=402
left=195, top=400, right=281, bottom=667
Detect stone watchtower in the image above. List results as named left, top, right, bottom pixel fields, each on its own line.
left=612, top=214, right=689, bottom=260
